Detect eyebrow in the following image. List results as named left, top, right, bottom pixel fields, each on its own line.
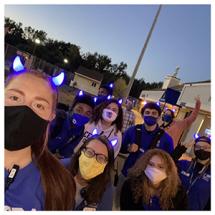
left=7, top=89, right=50, bottom=105
left=7, top=89, right=25, bottom=96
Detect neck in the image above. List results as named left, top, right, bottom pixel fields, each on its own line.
left=144, top=124, right=157, bottom=132
left=76, top=171, right=88, bottom=186
left=197, top=158, right=210, bottom=165
left=5, top=147, right=32, bottom=171
left=101, top=119, right=112, bottom=129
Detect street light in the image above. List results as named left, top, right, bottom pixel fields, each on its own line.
left=30, top=38, right=41, bottom=70
left=64, top=58, right=69, bottom=64
left=124, top=5, right=162, bottom=100
left=32, top=38, right=41, bottom=56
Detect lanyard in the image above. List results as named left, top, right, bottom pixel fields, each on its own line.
left=5, top=164, right=20, bottom=191
left=186, top=161, right=209, bottom=194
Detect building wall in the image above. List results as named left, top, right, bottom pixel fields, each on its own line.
left=73, top=74, right=100, bottom=95
left=177, top=83, right=211, bottom=112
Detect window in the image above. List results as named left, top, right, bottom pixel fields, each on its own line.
left=91, top=82, right=97, bottom=87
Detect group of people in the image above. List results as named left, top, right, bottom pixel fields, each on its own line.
left=5, top=68, right=211, bottom=211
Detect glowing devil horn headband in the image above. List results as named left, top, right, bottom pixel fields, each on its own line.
left=12, top=55, right=65, bottom=87
left=13, top=56, right=25, bottom=73
left=51, top=71, right=65, bottom=86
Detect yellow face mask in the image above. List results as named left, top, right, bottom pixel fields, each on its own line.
left=79, top=152, right=107, bottom=180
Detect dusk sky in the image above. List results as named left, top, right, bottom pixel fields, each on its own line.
left=5, top=4, right=211, bottom=84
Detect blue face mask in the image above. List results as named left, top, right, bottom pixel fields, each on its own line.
left=144, top=116, right=157, bottom=126
left=162, top=114, right=172, bottom=123
left=71, top=113, right=89, bottom=127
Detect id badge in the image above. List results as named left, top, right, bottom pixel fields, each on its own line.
left=83, top=207, right=96, bottom=211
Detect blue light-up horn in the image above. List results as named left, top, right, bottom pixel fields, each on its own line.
left=52, top=71, right=65, bottom=86
left=94, top=97, right=97, bottom=103
left=109, top=83, right=114, bottom=88
left=194, top=133, right=199, bottom=139
left=79, top=90, right=84, bottom=96
left=156, top=102, right=160, bottom=106
left=92, top=128, right=98, bottom=135
left=110, top=139, right=118, bottom=147
left=118, top=99, right=123, bottom=104
left=107, top=95, right=111, bottom=100
left=13, top=56, right=25, bottom=73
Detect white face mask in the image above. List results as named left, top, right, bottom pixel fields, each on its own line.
left=144, top=166, right=167, bottom=185
left=102, top=108, right=117, bottom=122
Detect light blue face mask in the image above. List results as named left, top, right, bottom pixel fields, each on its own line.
left=71, top=113, right=89, bottom=127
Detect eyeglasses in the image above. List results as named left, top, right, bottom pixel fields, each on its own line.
left=81, top=147, right=108, bottom=164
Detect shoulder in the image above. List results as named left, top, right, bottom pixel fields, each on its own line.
left=161, top=130, right=173, bottom=141
left=60, top=158, right=71, bottom=169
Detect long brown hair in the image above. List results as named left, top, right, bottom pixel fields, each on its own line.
left=90, top=98, right=123, bottom=132
left=128, top=149, right=181, bottom=210
left=69, top=135, right=114, bottom=204
left=5, top=70, right=75, bottom=210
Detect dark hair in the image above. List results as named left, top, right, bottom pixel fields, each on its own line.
left=195, top=135, right=211, bottom=145
left=90, top=98, right=123, bottom=132
left=5, top=71, right=76, bottom=210
left=69, top=135, right=115, bottom=204
left=70, top=93, right=95, bottom=110
left=141, top=102, right=161, bottom=116
left=164, top=109, right=174, bottom=118
left=100, top=83, right=113, bottom=95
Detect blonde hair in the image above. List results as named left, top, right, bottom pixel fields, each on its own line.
left=128, top=149, right=181, bottom=210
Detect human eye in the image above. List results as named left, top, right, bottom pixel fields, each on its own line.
left=5, top=92, right=23, bottom=105
left=35, top=103, right=45, bottom=110
left=9, top=95, right=20, bottom=101
left=148, top=161, right=154, bottom=167
left=97, top=154, right=107, bottom=164
left=85, top=148, right=95, bottom=158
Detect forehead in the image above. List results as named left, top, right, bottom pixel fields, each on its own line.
left=144, top=108, right=158, bottom=114
left=74, top=103, right=93, bottom=112
left=87, top=139, right=108, bottom=156
left=99, top=87, right=108, bottom=93
left=149, top=155, right=164, bottom=164
left=196, top=141, right=211, bottom=147
left=107, top=102, right=118, bottom=109
left=165, top=110, right=172, bottom=115
left=6, top=73, right=54, bottom=103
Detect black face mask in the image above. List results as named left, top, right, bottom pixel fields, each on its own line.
left=194, top=149, right=210, bottom=161
left=5, top=106, right=49, bottom=151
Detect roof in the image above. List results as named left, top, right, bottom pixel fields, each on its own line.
left=75, top=66, right=103, bottom=82
left=184, top=80, right=211, bottom=85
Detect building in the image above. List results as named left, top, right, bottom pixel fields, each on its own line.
left=70, top=66, right=103, bottom=96
left=139, top=70, right=211, bottom=147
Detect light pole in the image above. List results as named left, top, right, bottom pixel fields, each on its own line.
left=30, top=38, right=40, bottom=70
left=124, top=5, right=162, bottom=100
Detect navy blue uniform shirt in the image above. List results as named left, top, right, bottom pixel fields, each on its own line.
left=121, top=124, right=174, bottom=176
left=5, top=162, right=44, bottom=211
left=178, top=160, right=211, bottom=210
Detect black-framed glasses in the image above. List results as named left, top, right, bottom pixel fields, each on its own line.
left=81, top=147, right=108, bottom=164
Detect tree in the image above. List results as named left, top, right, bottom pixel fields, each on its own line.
left=114, top=78, right=128, bottom=98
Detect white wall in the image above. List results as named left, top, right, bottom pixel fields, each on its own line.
left=139, top=90, right=164, bottom=101
left=72, top=74, right=100, bottom=95
left=177, top=83, right=211, bottom=112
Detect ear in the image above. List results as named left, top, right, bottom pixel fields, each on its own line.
left=49, top=112, right=56, bottom=121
